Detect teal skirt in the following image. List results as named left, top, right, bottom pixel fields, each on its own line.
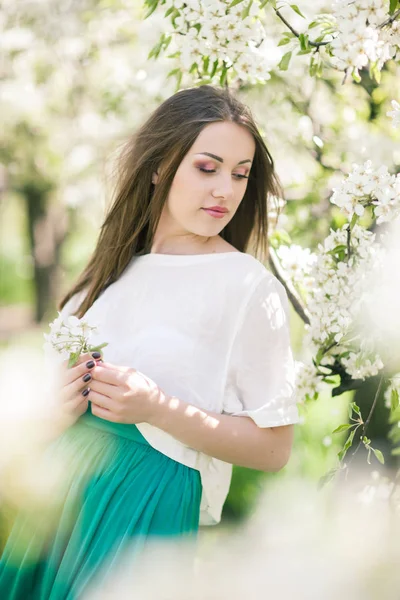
left=0, top=410, right=202, bottom=599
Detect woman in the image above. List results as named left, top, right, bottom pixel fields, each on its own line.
left=0, top=84, right=300, bottom=598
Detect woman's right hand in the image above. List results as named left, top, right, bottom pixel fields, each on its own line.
left=56, top=352, right=102, bottom=428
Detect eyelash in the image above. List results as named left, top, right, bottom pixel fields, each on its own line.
left=198, top=167, right=249, bottom=180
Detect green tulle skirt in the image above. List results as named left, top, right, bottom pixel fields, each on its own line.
left=0, top=410, right=202, bottom=599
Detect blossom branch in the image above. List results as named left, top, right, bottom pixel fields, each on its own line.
left=377, top=8, right=400, bottom=29
left=268, top=247, right=311, bottom=325
left=344, top=374, right=385, bottom=469
left=274, top=9, right=330, bottom=48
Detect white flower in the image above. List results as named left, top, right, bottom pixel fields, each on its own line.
left=387, top=100, right=400, bottom=128
left=329, top=0, right=398, bottom=77
left=156, top=0, right=272, bottom=84
left=44, top=313, right=107, bottom=367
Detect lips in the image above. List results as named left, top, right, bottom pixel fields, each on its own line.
left=203, top=207, right=228, bottom=213
left=202, top=208, right=227, bottom=219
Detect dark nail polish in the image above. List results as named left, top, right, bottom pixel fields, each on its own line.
left=82, top=387, right=90, bottom=397
left=91, top=352, right=101, bottom=359
left=83, top=373, right=92, bottom=383
left=86, top=360, right=95, bottom=369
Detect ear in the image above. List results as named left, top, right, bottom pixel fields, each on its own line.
left=152, top=170, right=159, bottom=185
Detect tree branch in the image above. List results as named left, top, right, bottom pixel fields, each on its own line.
left=346, top=374, right=385, bottom=468
left=274, top=9, right=330, bottom=48
left=377, top=8, right=400, bottom=29
left=268, top=247, right=311, bottom=325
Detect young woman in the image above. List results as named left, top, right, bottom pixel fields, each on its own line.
left=0, top=84, right=300, bottom=598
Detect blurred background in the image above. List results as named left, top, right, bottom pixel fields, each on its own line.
left=1, top=0, right=399, bottom=556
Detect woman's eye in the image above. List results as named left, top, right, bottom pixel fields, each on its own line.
left=199, top=168, right=216, bottom=174
left=198, top=167, right=248, bottom=179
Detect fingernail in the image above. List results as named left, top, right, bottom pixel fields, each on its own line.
left=86, top=360, right=95, bottom=369
left=83, top=373, right=92, bottom=383
left=91, top=352, right=101, bottom=359
left=82, top=387, right=90, bottom=397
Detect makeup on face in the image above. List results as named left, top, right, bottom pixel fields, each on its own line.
left=193, top=152, right=251, bottom=179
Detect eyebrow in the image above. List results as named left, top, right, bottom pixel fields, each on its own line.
left=194, top=152, right=252, bottom=165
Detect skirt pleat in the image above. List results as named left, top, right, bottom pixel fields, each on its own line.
left=0, top=416, right=202, bottom=599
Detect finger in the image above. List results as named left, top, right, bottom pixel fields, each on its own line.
left=90, top=402, right=119, bottom=422
left=88, top=389, right=117, bottom=412
left=61, top=371, right=93, bottom=400
left=61, top=359, right=97, bottom=387
left=68, top=393, right=89, bottom=414
left=91, top=364, right=128, bottom=386
left=95, top=361, right=131, bottom=373
left=89, top=379, right=119, bottom=398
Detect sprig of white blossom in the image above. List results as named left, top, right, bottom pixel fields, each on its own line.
left=329, top=0, right=400, bottom=81
left=43, top=314, right=108, bottom=367
left=330, top=160, right=400, bottom=224
left=282, top=222, right=387, bottom=403
left=146, top=0, right=272, bottom=85
left=276, top=244, right=317, bottom=285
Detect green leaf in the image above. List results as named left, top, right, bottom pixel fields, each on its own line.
left=167, top=67, right=181, bottom=79
left=88, top=342, right=108, bottom=353
left=349, top=213, right=358, bottom=230
left=372, top=448, right=385, bottom=464
left=241, top=0, right=254, bottom=18
left=210, top=59, right=219, bottom=78
left=391, top=389, right=399, bottom=412
left=278, top=51, right=292, bottom=71
left=290, top=4, right=306, bottom=18
left=278, top=37, right=292, bottom=46
left=68, top=351, right=81, bottom=368
left=391, top=446, right=400, bottom=456
left=164, top=6, right=175, bottom=18
left=260, top=0, right=270, bottom=7
left=369, top=61, right=381, bottom=84
left=143, top=0, right=160, bottom=19
left=337, top=428, right=356, bottom=461
left=389, top=0, right=398, bottom=15
left=389, top=405, right=400, bottom=424
left=327, top=244, right=347, bottom=255
left=315, top=346, right=325, bottom=366
left=298, top=33, right=309, bottom=51
left=349, top=402, right=362, bottom=418
left=351, top=70, right=361, bottom=83
left=317, top=467, right=338, bottom=490
left=229, top=0, right=245, bottom=7
left=309, top=57, right=318, bottom=77
left=219, top=65, right=229, bottom=86
left=332, top=423, right=354, bottom=434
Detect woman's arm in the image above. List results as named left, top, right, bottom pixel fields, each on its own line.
left=148, top=390, right=294, bottom=472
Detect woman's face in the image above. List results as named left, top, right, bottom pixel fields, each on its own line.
left=152, top=120, right=256, bottom=251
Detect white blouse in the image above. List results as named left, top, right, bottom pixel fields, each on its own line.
left=47, top=251, right=300, bottom=526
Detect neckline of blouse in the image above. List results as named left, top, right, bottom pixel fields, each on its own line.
left=132, top=251, right=248, bottom=266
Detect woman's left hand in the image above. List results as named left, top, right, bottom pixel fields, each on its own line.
left=88, top=361, right=163, bottom=424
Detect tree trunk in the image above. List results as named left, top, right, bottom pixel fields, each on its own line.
left=22, top=182, right=67, bottom=322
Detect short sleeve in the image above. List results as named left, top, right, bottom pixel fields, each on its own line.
left=222, top=272, right=300, bottom=428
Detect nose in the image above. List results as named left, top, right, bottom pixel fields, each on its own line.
left=212, top=174, right=235, bottom=200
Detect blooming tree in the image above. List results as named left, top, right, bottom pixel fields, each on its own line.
left=142, top=0, right=400, bottom=484
left=2, top=0, right=400, bottom=494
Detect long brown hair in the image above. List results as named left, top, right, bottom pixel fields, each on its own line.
left=60, top=84, right=283, bottom=317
